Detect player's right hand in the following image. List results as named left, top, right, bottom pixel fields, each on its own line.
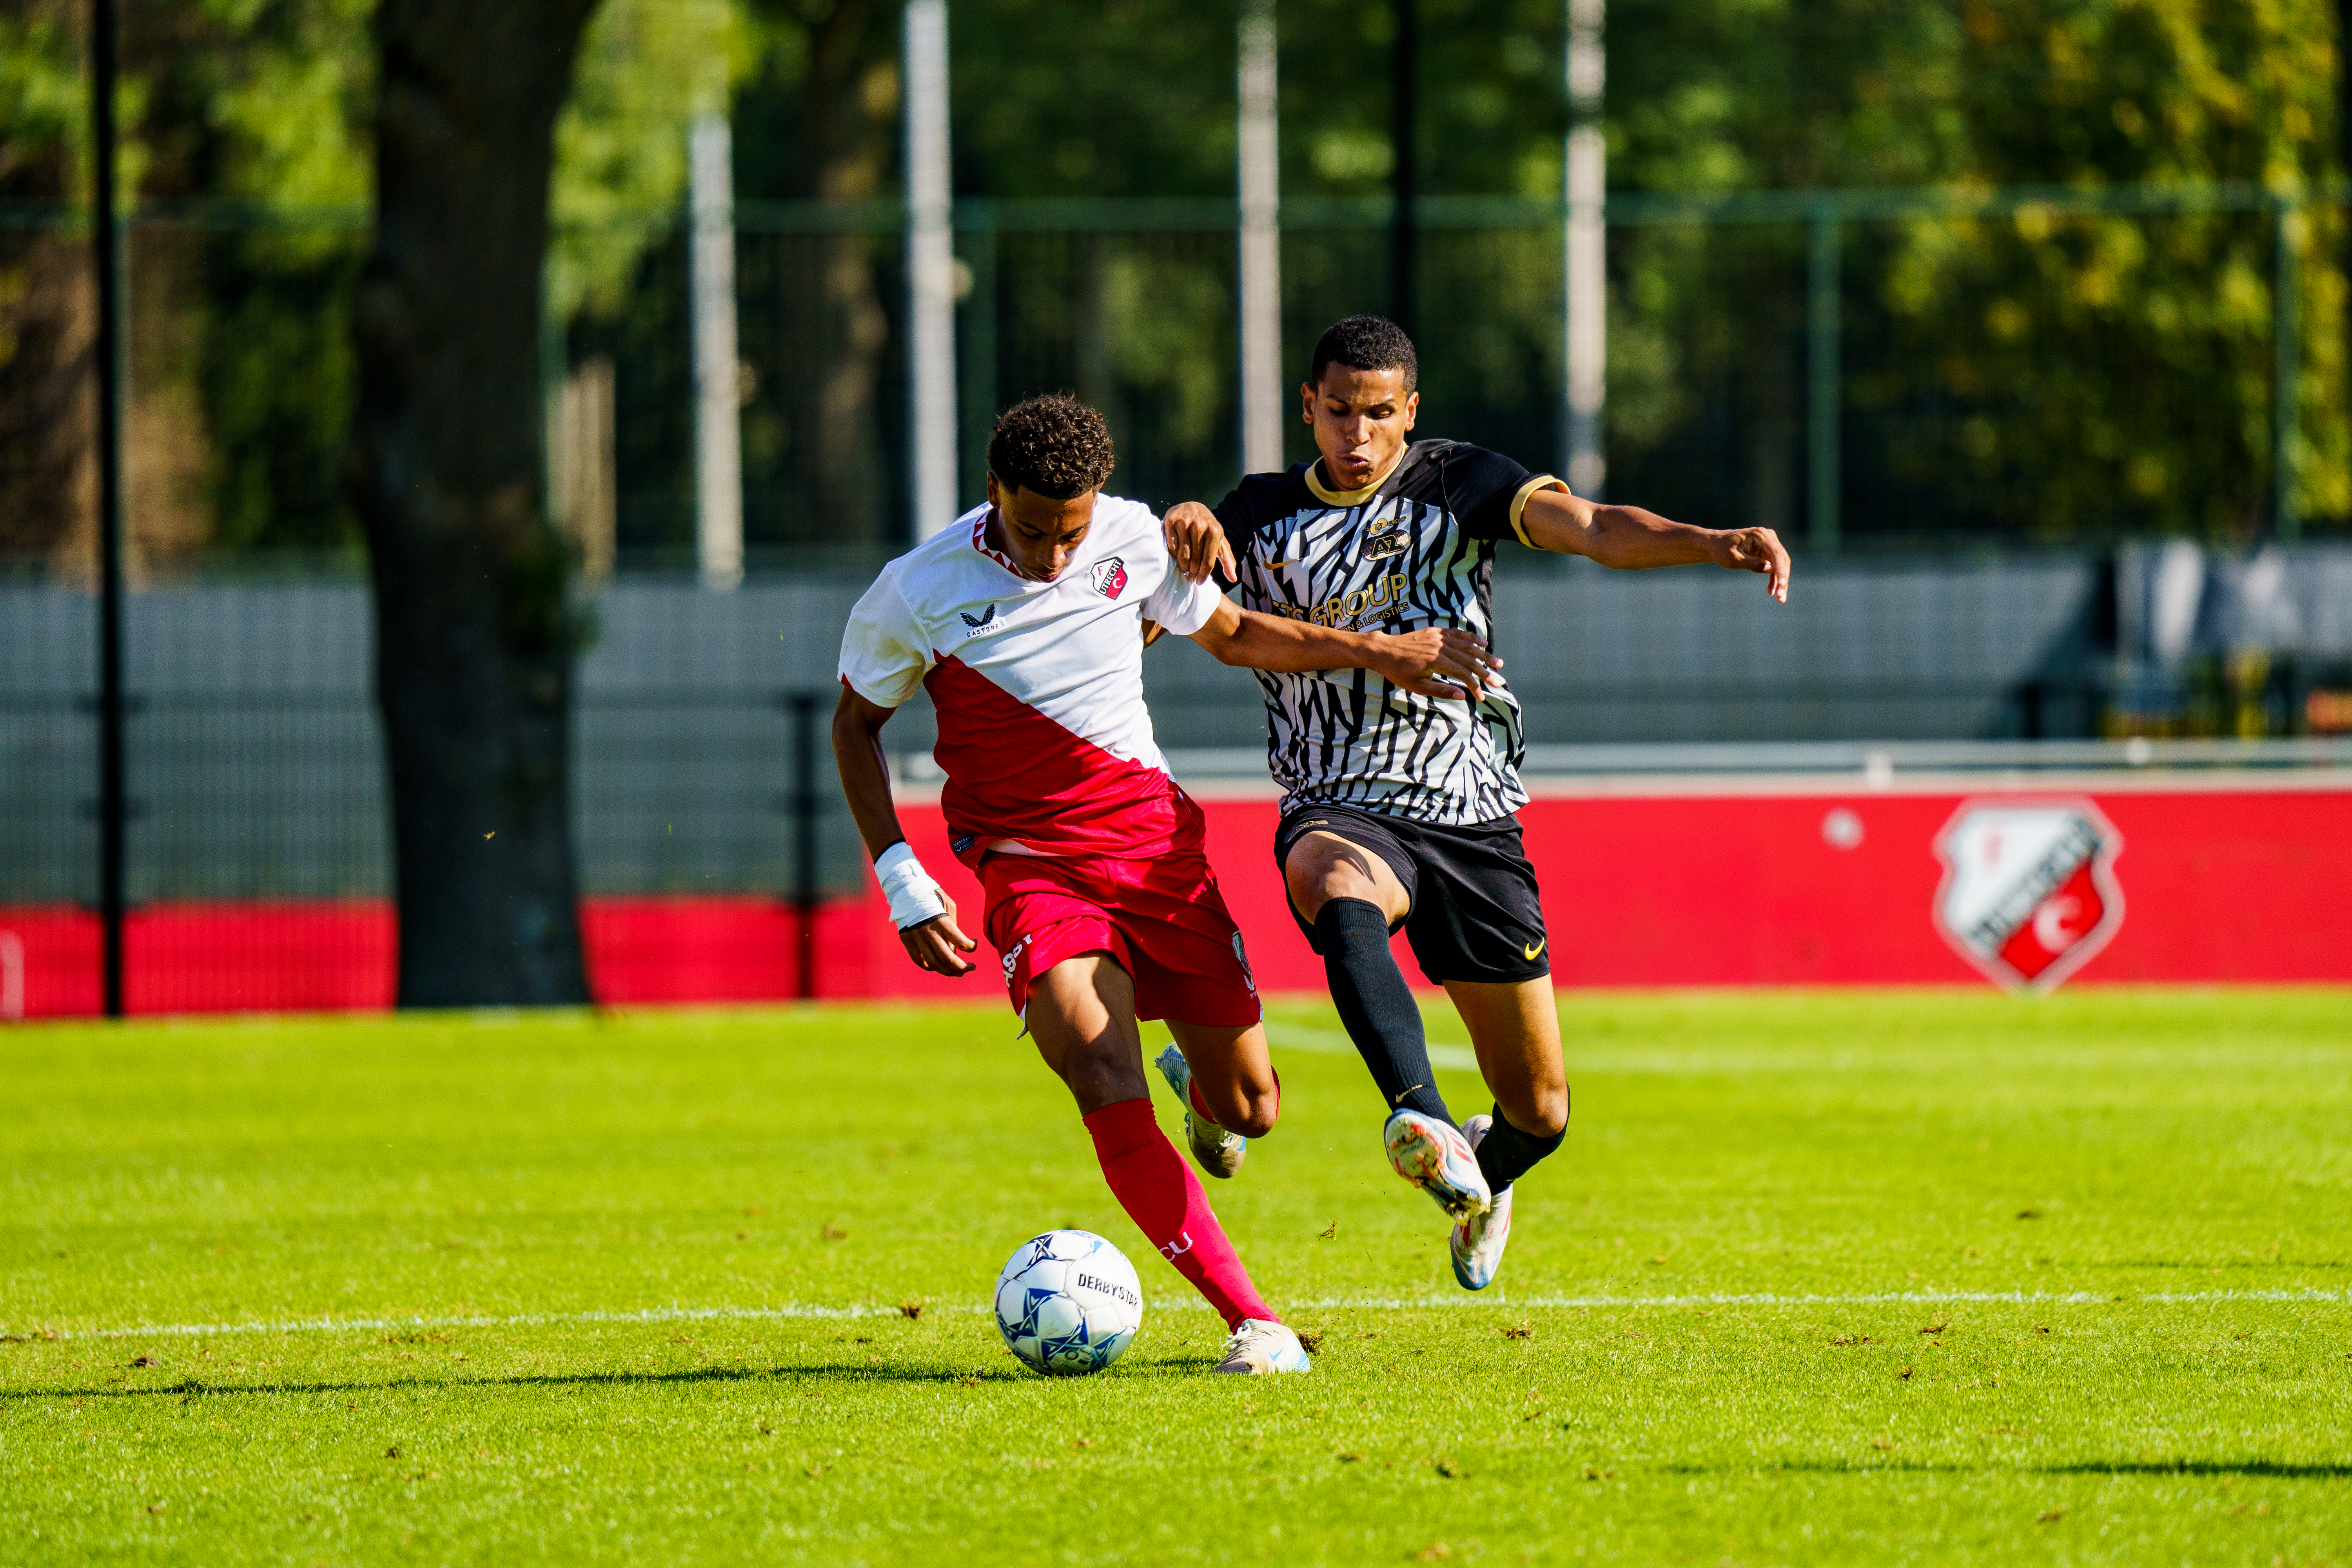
left=1372, top=627, right=1504, bottom=703
left=900, top=894, right=980, bottom=976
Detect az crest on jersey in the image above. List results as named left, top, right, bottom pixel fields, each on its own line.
left=1932, top=798, right=2124, bottom=994
left=1090, top=557, right=1128, bottom=599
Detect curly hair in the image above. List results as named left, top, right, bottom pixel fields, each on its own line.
left=1308, top=314, right=1419, bottom=393
left=986, top=395, right=1117, bottom=499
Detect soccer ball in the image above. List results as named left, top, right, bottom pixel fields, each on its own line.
left=993, top=1229, right=1143, bottom=1376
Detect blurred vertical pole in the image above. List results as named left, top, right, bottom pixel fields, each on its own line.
left=904, top=0, right=958, bottom=540
left=789, top=692, right=819, bottom=1002
left=958, top=208, right=997, bottom=507
left=690, top=112, right=743, bottom=590
left=1806, top=206, right=1842, bottom=554
left=1389, top=0, right=1416, bottom=336
left=91, top=0, right=127, bottom=1018
left=1562, top=0, right=1605, bottom=497
left=1237, top=0, right=1284, bottom=476
left=2274, top=198, right=2301, bottom=541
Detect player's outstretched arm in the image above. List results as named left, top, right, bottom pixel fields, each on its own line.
left=1185, top=599, right=1504, bottom=702
left=831, top=683, right=979, bottom=976
left=1521, top=486, right=1791, bottom=603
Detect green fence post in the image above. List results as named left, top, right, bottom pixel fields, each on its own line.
left=2274, top=197, right=2301, bottom=541
left=1806, top=205, right=1842, bottom=554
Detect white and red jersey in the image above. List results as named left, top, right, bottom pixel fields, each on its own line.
left=838, top=496, right=1225, bottom=867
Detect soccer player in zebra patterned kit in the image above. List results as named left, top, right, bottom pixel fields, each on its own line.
left=833, top=395, right=1497, bottom=1372
left=1169, top=316, right=1793, bottom=1290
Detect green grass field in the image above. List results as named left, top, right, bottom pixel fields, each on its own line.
left=4, top=990, right=2348, bottom=1565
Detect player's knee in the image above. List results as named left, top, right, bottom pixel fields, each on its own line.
left=1508, top=1083, right=1569, bottom=1140
left=1224, top=1088, right=1279, bottom=1140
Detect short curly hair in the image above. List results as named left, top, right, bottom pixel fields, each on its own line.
left=1308, top=314, right=1419, bottom=393
left=987, top=395, right=1117, bottom=499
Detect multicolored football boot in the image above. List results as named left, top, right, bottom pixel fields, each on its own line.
left=1212, top=1319, right=1312, bottom=1374
left=1449, top=1112, right=1514, bottom=1290
left=1383, top=1107, right=1491, bottom=1222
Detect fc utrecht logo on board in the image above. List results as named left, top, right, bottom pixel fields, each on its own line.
left=1932, top=798, right=2124, bottom=994
left=1090, top=557, right=1128, bottom=599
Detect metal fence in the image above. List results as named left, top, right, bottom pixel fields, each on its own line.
left=5, top=183, right=2339, bottom=569
left=5, top=184, right=2350, bottom=1014
left=9, top=544, right=2352, bottom=911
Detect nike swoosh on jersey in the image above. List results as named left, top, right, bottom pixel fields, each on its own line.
left=1523, top=939, right=1546, bottom=961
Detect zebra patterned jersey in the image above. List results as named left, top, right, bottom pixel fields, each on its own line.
left=1212, top=440, right=1564, bottom=825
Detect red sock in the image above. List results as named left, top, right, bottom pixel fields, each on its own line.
left=1083, top=1098, right=1277, bottom=1331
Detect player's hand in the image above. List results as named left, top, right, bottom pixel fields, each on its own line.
left=899, top=894, right=979, bottom=976
left=1710, top=526, right=1791, bottom=603
left=1369, top=627, right=1504, bottom=703
left=1163, top=501, right=1237, bottom=584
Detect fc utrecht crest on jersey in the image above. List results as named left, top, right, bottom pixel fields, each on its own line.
left=1932, top=799, right=2124, bottom=993
left=1090, top=557, right=1128, bottom=599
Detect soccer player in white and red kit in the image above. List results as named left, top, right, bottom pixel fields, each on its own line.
left=833, top=396, right=1497, bottom=1374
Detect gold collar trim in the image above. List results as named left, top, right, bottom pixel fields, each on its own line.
left=1305, top=450, right=1407, bottom=508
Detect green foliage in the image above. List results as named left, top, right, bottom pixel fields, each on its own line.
left=550, top=0, right=752, bottom=322
left=0, top=7, right=87, bottom=201
left=1869, top=0, right=2349, bottom=535
left=3, top=992, right=2349, bottom=1560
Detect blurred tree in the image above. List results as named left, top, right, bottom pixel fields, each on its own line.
left=350, top=0, right=599, bottom=1007
left=1871, top=0, right=2345, bottom=538
left=0, top=1, right=94, bottom=559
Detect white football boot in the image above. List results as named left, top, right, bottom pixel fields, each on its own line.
left=1383, top=1107, right=1492, bottom=1222
left=1212, top=1319, right=1312, bottom=1374
left=1154, top=1045, right=1246, bottom=1179
left=1449, top=1113, right=1514, bottom=1290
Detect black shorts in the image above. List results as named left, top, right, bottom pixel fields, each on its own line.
left=1274, top=801, right=1550, bottom=985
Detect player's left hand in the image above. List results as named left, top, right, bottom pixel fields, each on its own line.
left=1711, top=526, right=1791, bottom=603
left=1163, top=501, right=1237, bottom=584
left=1371, top=627, right=1505, bottom=702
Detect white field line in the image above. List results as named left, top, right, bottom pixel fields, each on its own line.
left=18, top=1288, right=2346, bottom=1344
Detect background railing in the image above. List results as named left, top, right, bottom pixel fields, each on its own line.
left=4, top=185, right=2349, bottom=1014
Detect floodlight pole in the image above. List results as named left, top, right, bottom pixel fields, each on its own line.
left=789, top=691, right=819, bottom=1002
left=2274, top=196, right=2301, bottom=541
left=1806, top=206, right=1843, bottom=554
left=904, top=0, right=958, bottom=540
left=1562, top=0, right=1605, bottom=498
left=690, top=111, right=744, bottom=590
left=91, top=0, right=128, bottom=1018
left=1237, top=0, right=1284, bottom=475
left=1390, top=0, right=1417, bottom=336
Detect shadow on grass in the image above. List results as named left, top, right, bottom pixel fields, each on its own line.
left=1685, top=1461, right=2352, bottom=1479
left=1, top=1356, right=1213, bottom=1403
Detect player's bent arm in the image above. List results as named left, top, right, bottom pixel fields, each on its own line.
left=1519, top=486, right=1791, bottom=604
left=1184, top=598, right=1504, bottom=703
left=829, top=683, right=979, bottom=976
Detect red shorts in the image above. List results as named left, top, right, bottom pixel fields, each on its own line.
left=981, top=845, right=1261, bottom=1027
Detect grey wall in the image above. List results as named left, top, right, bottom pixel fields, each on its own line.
left=12, top=548, right=2324, bottom=903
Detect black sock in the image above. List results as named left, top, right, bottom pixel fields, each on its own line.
left=1314, top=898, right=1452, bottom=1127
left=1474, top=1098, right=1567, bottom=1194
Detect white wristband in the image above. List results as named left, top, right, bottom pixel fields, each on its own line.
left=873, top=841, right=949, bottom=931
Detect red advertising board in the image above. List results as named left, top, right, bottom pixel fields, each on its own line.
left=3, top=777, right=2345, bottom=1018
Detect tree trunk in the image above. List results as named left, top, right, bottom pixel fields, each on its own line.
left=350, top=0, right=599, bottom=1007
